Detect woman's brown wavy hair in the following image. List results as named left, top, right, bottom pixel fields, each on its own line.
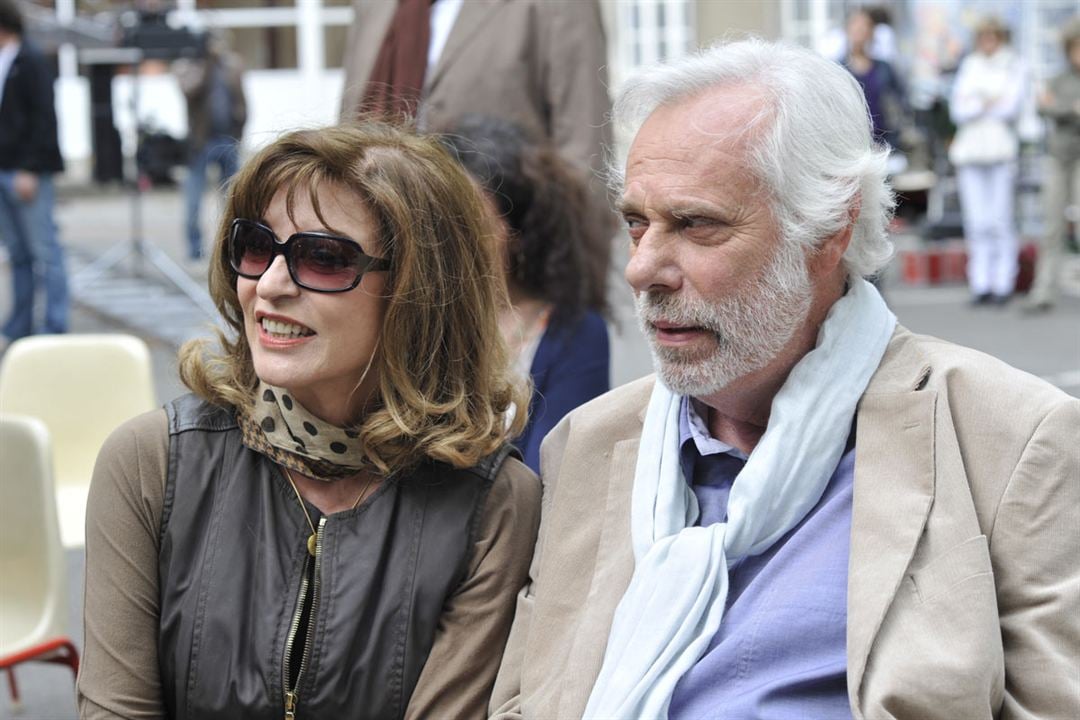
left=178, top=122, right=527, bottom=473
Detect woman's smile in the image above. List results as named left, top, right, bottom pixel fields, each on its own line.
left=255, top=311, right=316, bottom=346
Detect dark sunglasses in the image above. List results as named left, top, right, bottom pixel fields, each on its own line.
left=228, top=218, right=391, bottom=293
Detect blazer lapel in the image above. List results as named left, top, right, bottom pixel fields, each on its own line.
left=424, top=0, right=503, bottom=93
left=846, top=327, right=936, bottom=714
left=559, top=434, right=641, bottom=717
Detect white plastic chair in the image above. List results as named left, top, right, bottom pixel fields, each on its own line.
left=0, top=414, right=79, bottom=706
left=0, top=334, right=157, bottom=547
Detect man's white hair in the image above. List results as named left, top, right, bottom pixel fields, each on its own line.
left=610, top=37, right=895, bottom=279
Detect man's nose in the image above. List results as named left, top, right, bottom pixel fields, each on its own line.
left=625, top=228, right=681, bottom=294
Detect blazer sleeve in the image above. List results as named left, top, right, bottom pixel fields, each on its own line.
left=540, top=2, right=612, bottom=180
left=990, top=398, right=1080, bottom=719
left=489, top=415, right=572, bottom=718
left=339, top=0, right=367, bottom=120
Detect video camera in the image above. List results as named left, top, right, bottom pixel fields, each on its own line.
left=119, top=8, right=207, bottom=61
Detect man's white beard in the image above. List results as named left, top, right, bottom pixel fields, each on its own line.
left=635, top=240, right=814, bottom=397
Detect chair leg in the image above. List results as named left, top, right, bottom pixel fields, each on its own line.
left=0, top=639, right=82, bottom=707
left=5, top=667, right=18, bottom=704
left=62, top=640, right=80, bottom=677
left=37, top=640, right=81, bottom=678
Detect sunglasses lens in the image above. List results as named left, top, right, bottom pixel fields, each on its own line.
left=231, top=222, right=275, bottom=276
left=292, top=235, right=364, bottom=291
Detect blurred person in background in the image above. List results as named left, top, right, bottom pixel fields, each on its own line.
left=174, top=32, right=247, bottom=260
left=442, top=115, right=610, bottom=474
left=1026, top=16, right=1080, bottom=313
left=0, top=0, right=67, bottom=343
left=822, top=3, right=899, bottom=67
left=949, top=16, right=1027, bottom=306
left=841, top=7, right=908, bottom=167
left=864, top=6, right=899, bottom=66
left=78, top=123, right=540, bottom=719
left=340, top=0, right=613, bottom=311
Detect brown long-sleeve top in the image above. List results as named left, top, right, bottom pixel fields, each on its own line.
left=77, top=409, right=541, bottom=719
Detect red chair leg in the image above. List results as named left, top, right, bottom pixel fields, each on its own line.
left=0, top=636, right=81, bottom=696
left=62, top=641, right=80, bottom=677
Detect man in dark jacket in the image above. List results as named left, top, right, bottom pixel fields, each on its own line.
left=0, top=0, right=68, bottom=341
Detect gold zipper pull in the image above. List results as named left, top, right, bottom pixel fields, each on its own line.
left=284, top=690, right=297, bottom=720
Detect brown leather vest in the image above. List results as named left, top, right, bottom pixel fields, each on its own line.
left=157, top=395, right=511, bottom=719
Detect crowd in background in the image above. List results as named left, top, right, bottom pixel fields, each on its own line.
left=6, top=2, right=1080, bottom=349
left=828, top=5, right=1080, bottom=311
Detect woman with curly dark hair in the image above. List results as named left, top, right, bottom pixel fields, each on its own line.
left=442, top=115, right=611, bottom=473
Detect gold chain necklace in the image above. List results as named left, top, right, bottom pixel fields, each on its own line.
left=285, top=468, right=378, bottom=556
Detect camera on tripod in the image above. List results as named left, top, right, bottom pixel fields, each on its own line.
left=118, top=6, right=207, bottom=61
left=113, top=6, right=211, bottom=186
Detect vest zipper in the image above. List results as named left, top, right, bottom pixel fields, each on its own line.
left=282, top=516, right=326, bottom=720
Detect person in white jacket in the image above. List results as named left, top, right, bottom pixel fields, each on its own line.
left=949, top=16, right=1027, bottom=305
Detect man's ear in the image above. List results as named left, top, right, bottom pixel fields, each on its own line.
left=812, top=194, right=860, bottom=277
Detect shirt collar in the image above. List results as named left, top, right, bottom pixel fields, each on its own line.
left=678, top=396, right=748, bottom=460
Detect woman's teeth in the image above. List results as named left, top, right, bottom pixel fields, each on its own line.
left=261, top=318, right=313, bottom=338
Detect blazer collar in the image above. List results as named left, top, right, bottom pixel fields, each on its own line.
left=424, top=0, right=504, bottom=92
left=861, top=324, right=933, bottom=395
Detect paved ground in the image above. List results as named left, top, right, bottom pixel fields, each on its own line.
left=1, top=186, right=1077, bottom=718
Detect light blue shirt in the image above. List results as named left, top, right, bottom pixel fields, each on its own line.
left=668, top=397, right=854, bottom=719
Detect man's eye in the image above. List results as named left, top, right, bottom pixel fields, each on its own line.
left=623, top=216, right=647, bottom=241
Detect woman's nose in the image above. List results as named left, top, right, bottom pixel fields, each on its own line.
left=255, top=255, right=300, bottom=299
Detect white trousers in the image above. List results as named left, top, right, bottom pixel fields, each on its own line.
left=956, top=162, right=1019, bottom=296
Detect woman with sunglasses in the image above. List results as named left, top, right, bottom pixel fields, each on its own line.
left=78, top=123, right=540, bottom=719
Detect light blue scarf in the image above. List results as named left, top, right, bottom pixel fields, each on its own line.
left=583, top=278, right=896, bottom=719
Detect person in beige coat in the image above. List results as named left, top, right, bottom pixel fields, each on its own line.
left=340, top=0, right=613, bottom=310
left=490, top=38, right=1079, bottom=720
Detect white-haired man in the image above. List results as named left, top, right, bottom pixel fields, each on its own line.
left=489, top=39, right=1079, bottom=719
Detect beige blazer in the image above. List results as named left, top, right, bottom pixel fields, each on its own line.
left=340, top=0, right=614, bottom=307
left=490, top=326, right=1080, bottom=719
left=340, top=0, right=610, bottom=176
